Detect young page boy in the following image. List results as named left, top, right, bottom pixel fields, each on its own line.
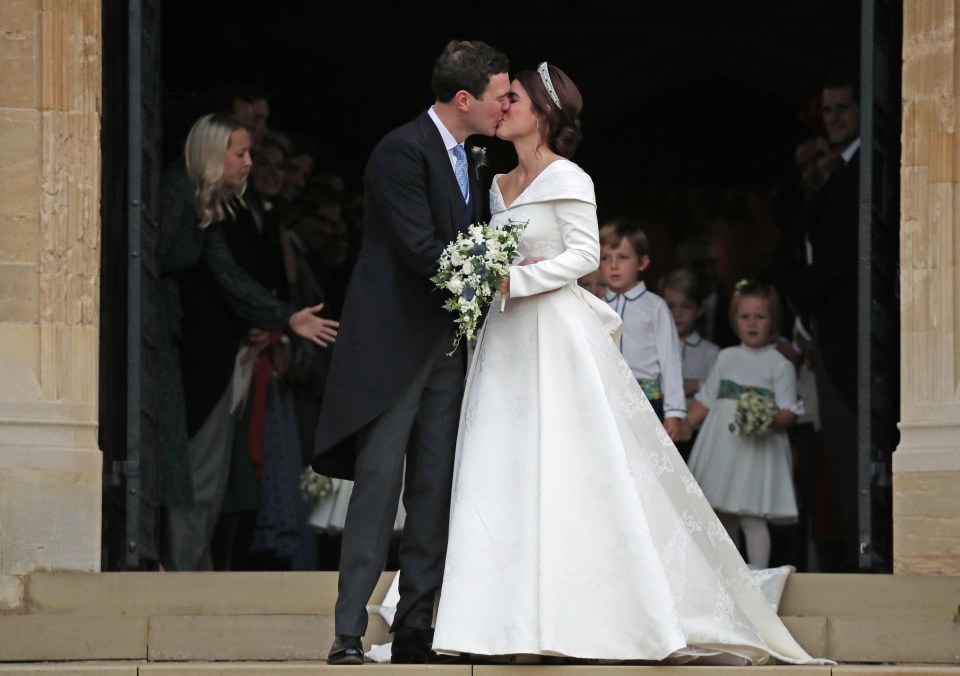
left=600, top=220, right=686, bottom=440
left=660, top=267, right=720, bottom=459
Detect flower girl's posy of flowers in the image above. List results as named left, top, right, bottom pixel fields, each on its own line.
left=431, top=219, right=528, bottom=354
left=300, top=466, right=334, bottom=502
left=728, top=389, right=779, bottom=436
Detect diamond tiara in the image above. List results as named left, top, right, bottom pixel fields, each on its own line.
left=537, top=62, right=563, bottom=110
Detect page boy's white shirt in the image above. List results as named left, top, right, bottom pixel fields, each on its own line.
left=680, top=331, right=720, bottom=387
left=605, top=281, right=686, bottom=418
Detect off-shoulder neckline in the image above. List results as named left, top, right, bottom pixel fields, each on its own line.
left=492, top=159, right=578, bottom=210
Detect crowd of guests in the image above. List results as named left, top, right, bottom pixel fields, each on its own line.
left=157, top=84, right=360, bottom=571
left=157, top=66, right=864, bottom=574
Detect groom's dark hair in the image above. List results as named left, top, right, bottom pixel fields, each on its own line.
left=432, top=40, right=510, bottom=103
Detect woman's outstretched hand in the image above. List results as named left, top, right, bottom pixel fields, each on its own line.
left=289, top=303, right=339, bottom=346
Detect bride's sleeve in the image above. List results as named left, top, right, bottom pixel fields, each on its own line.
left=507, top=198, right=599, bottom=298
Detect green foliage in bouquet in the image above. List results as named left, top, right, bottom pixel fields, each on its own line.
left=431, top=219, right=528, bottom=355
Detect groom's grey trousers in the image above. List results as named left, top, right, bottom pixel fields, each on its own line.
left=335, top=331, right=465, bottom=637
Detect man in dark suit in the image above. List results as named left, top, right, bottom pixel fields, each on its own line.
left=313, top=40, right=511, bottom=664
left=785, top=69, right=861, bottom=572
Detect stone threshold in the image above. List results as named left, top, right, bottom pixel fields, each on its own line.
left=1, top=661, right=959, bottom=675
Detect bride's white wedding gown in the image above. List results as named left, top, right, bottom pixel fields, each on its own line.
left=431, top=160, right=825, bottom=665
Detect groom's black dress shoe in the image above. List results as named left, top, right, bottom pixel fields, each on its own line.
left=391, top=627, right=433, bottom=664
left=327, top=635, right=365, bottom=665
left=391, top=627, right=462, bottom=664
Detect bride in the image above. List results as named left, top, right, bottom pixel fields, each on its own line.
left=431, top=63, right=827, bottom=665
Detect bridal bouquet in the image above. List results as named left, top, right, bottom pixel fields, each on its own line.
left=431, top=219, right=528, bottom=354
left=728, top=390, right=779, bottom=436
left=300, top=466, right=334, bottom=502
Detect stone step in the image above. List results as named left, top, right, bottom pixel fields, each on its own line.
left=11, top=572, right=957, bottom=620
left=2, top=572, right=959, bottom=666
left=1, top=663, right=960, bottom=675
left=0, top=571, right=395, bottom=663
left=0, top=614, right=148, bottom=661
left=0, top=612, right=391, bottom=663
left=15, top=572, right=389, bottom=616
left=779, top=573, right=960, bottom=618
left=1, top=611, right=957, bottom=665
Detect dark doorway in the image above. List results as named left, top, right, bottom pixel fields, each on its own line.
left=100, top=0, right=900, bottom=571
left=158, top=1, right=864, bottom=296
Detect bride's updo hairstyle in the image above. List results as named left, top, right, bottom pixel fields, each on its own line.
left=515, top=62, right=583, bottom=158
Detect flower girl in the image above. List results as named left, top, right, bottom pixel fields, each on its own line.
left=684, top=279, right=803, bottom=568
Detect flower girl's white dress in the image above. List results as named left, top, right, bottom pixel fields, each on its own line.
left=431, top=159, right=826, bottom=665
left=687, top=343, right=802, bottom=523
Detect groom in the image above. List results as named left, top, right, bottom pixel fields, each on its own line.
left=312, top=40, right=511, bottom=664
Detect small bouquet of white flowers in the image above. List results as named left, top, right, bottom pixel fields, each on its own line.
left=431, top=219, right=528, bottom=354
left=300, top=466, right=334, bottom=502
left=728, top=390, right=779, bottom=436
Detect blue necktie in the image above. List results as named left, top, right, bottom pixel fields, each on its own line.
left=453, top=144, right=469, bottom=201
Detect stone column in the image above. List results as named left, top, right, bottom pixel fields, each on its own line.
left=0, top=0, right=102, bottom=573
left=895, top=0, right=960, bottom=575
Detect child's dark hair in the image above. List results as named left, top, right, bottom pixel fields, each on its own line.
left=660, top=268, right=707, bottom=306
left=598, top=219, right=649, bottom=259
left=729, top=279, right=783, bottom=340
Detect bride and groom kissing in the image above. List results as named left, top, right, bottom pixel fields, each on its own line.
left=311, top=39, right=827, bottom=667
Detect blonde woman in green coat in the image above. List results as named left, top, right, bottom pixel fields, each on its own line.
left=157, top=113, right=337, bottom=570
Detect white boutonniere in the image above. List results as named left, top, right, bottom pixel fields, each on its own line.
left=471, top=146, right=488, bottom=180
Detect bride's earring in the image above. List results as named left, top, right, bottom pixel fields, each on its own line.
left=536, top=119, right=540, bottom=129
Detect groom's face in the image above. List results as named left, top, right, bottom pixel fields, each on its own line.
left=466, top=72, right=511, bottom=137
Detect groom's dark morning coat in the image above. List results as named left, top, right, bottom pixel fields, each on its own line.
left=312, top=110, right=484, bottom=479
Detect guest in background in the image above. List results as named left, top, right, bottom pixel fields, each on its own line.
left=577, top=269, right=607, bottom=299
left=676, top=232, right=738, bottom=348
left=600, top=219, right=686, bottom=436
left=279, top=131, right=317, bottom=205
left=685, top=280, right=802, bottom=568
left=158, top=112, right=337, bottom=571
left=660, top=268, right=719, bottom=461
left=783, top=68, right=862, bottom=572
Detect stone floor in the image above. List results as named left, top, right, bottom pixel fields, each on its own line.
left=1, top=664, right=959, bottom=675
left=1, top=571, right=958, bottom=674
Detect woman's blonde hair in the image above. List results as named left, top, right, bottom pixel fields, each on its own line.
left=184, top=113, right=247, bottom=228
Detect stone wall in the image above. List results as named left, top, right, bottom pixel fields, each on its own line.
left=0, top=0, right=102, bottom=573
left=895, top=0, right=960, bottom=575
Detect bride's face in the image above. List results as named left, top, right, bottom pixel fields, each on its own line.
left=496, top=80, right=540, bottom=142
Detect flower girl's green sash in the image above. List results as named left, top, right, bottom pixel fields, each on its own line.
left=717, top=379, right=774, bottom=402
left=637, top=375, right=662, bottom=400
